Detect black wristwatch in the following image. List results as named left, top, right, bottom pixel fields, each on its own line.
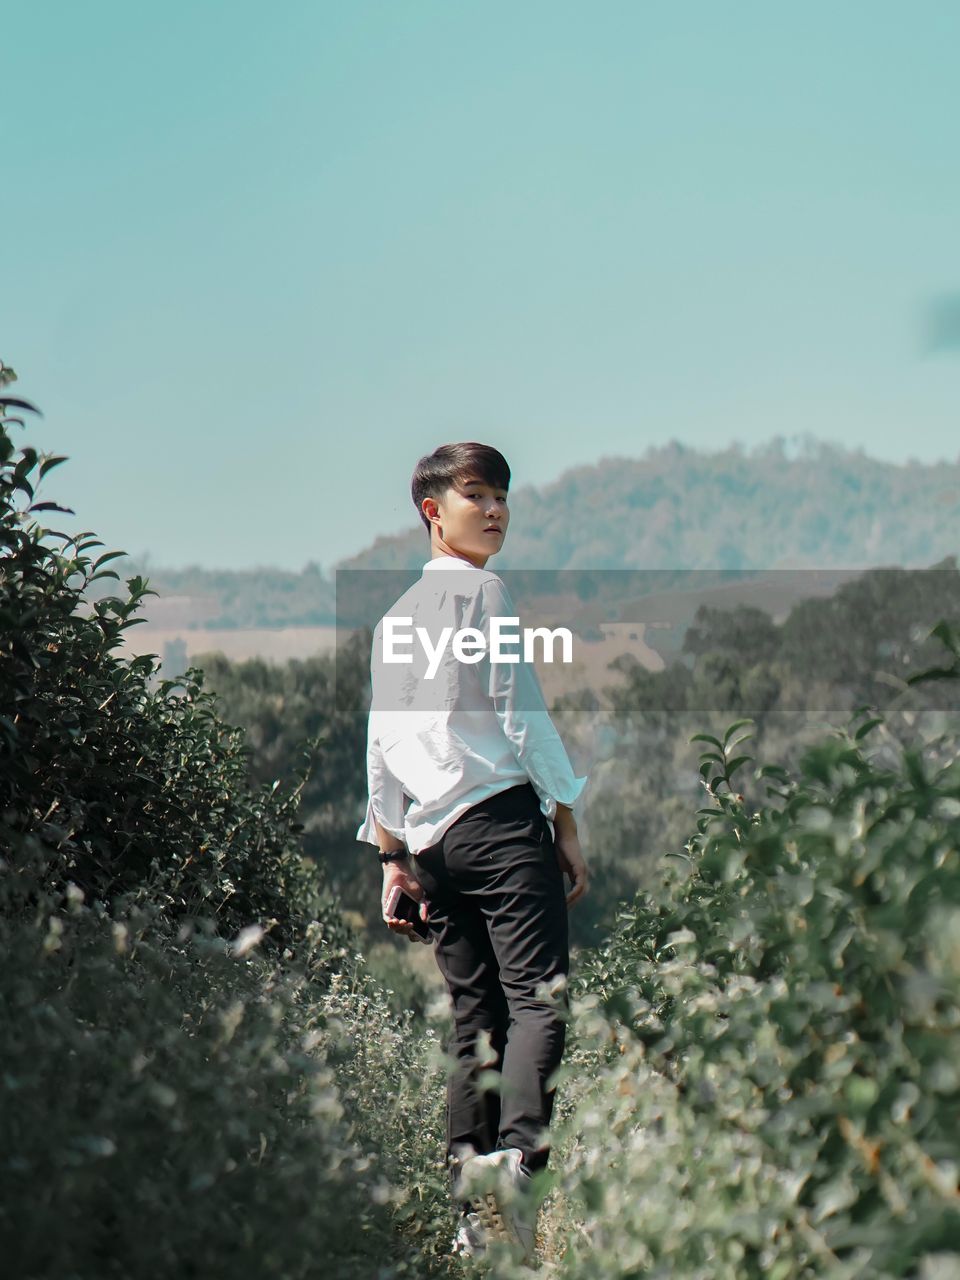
left=378, top=848, right=409, bottom=864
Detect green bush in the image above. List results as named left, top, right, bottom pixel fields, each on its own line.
left=194, top=643, right=385, bottom=927
left=0, top=365, right=459, bottom=1278
left=532, top=696, right=960, bottom=1278
left=0, top=837, right=454, bottom=1279
left=0, top=363, right=348, bottom=964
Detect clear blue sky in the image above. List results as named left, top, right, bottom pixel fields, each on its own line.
left=3, top=1, right=959, bottom=571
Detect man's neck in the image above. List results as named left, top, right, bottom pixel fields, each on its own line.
left=430, top=539, right=488, bottom=569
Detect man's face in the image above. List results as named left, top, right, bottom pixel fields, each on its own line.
left=428, top=478, right=509, bottom=563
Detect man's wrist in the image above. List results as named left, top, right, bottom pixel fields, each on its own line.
left=381, top=857, right=412, bottom=879
left=378, top=848, right=409, bottom=865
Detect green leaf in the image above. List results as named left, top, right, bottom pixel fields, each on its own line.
left=723, top=754, right=753, bottom=778
left=904, top=748, right=928, bottom=791
left=38, top=453, right=68, bottom=477
left=758, top=764, right=790, bottom=781
left=811, top=1174, right=858, bottom=1223
left=854, top=717, right=884, bottom=741
left=931, top=619, right=960, bottom=657
left=722, top=718, right=754, bottom=746
left=93, top=550, right=127, bottom=570
left=907, top=665, right=959, bottom=686
left=0, top=394, right=39, bottom=414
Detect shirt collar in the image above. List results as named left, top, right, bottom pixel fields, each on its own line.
left=422, top=555, right=483, bottom=572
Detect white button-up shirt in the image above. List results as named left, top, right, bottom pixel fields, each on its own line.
left=356, top=553, right=588, bottom=855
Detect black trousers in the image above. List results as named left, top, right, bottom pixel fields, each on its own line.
left=410, top=781, right=569, bottom=1177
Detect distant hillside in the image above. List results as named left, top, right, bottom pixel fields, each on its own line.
left=94, top=435, right=960, bottom=631
left=335, top=436, right=960, bottom=572
left=88, top=560, right=337, bottom=628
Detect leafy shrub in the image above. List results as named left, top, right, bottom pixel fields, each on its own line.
left=194, top=642, right=384, bottom=925
left=532, top=689, right=960, bottom=1278
left=0, top=363, right=348, bottom=964
left=0, top=364, right=458, bottom=1278
left=556, top=556, right=960, bottom=945
left=318, top=968, right=458, bottom=1271
left=0, top=838, right=449, bottom=1279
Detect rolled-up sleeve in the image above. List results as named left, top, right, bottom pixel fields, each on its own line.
left=473, top=577, right=588, bottom=820
left=356, top=714, right=407, bottom=845
left=356, top=625, right=407, bottom=847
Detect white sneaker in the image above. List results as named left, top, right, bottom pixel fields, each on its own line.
left=451, top=1208, right=487, bottom=1258
left=452, top=1147, right=536, bottom=1262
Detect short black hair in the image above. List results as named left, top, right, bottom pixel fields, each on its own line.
left=411, top=443, right=511, bottom=535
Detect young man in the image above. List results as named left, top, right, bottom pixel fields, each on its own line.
left=356, top=442, right=589, bottom=1259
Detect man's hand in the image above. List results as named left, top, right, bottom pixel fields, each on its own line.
left=552, top=806, right=589, bottom=907
left=380, top=859, right=429, bottom=942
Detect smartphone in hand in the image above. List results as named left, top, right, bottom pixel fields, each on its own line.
left=384, top=884, right=431, bottom=943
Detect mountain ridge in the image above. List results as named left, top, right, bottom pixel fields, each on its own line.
left=98, top=435, right=960, bottom=628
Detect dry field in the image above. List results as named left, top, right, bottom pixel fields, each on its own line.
left=119, top=568, right=858, bottom=699
left=118, top=620, right=661, bottom=701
